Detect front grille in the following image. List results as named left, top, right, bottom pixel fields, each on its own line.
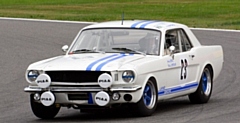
left=45, top=71, right=111, bottom=83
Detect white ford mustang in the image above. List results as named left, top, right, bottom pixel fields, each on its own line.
left=24, top=20, right=224, bottom=119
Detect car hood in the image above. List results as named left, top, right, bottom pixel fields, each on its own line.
left=28, top=53, right=146, bottom=71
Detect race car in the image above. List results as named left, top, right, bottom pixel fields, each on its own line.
left=24, top=20, right=224, bottom=119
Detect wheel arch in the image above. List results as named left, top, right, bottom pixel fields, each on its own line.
left=149, top=77, right=158, bottom=88
left=188, top=63, right=213, bottom=104
left=139, top=75, right=158, bottom=99
left=205, top=64, right=214, bottom=81
left=198, top=63, right=214, bottom=84
left=134, top=76, right=158, bottom=116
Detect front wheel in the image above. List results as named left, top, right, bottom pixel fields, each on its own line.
left=30, top=94, right=60, bottom=119
left=188, top=67, right=213, bottom=104
left=135, top=79, right=158, bottom=116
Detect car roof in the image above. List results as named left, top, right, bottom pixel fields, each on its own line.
left=83, top=20, right=188, bottom=31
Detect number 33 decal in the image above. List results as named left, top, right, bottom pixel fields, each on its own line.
left=180, top=59, right=188, bottom=80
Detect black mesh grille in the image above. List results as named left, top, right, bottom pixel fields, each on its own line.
left=45, top=71, right=111, bottom=83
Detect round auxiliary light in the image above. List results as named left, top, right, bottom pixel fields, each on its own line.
left=122, top=71, right=135, bottom=83
left=95, top=91, right=110, bottom=106
left=35, top=74, right=51, bottom=88
left=27, top=70, right=40, bottom=82
left=112, top=92, right=120, bottom=101
left=40, top=91, right=55, bottom=106
left=98, top=73, right=113, bottom=88
left=33, top=93, right=41, bottom=101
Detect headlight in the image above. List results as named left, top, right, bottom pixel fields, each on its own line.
left=122, top=70, right=135, bottom=83
left=27, top=70, right=40, bottom=82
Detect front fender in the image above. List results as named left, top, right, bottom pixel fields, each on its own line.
left=134, top=73, right=158, bottom=102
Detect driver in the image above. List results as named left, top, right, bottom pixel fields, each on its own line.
left=148, top=36, right=158, bottom=54
left=139, top=34, right=159, bottom=54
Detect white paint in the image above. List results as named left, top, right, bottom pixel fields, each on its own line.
left=23, top=19, right=224, bottom=105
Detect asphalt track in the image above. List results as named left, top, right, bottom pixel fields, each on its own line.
left=0, top=18, right=240, bottom=123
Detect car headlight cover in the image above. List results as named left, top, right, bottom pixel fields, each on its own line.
left=122, top=70, right=135, bottom=83
left=27, top=70, right=40, bottom=82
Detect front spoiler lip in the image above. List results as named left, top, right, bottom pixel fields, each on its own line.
left=24, top=85, right=142, bottom=93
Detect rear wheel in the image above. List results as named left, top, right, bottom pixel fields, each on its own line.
left=189, top=67, right=213, bottom=104
left=135, top=79, right=158, bottom=116
left=30, top=94, right=60, bottom=119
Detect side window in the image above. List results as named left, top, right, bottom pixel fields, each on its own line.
left=164, top=30, right=180, bottom=55
left=179, top=29, right=193, bottom=52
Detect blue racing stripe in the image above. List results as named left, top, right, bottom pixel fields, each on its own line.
left=158, top=82, right=198, bottom=96
left=88, top=93, right=93, bottom=104
left=95, top=54, right=128, bottom=71
left=171, top=82, right=198, bottom=92
left=86, top=54, right=118, bottom=71
left=139, top=21, right=158, bottom=28
left=131, top=20, right=148, bottom=28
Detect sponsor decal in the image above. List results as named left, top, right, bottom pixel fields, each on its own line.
left=95, top=96, right=108, bottom=101
left=98, top=73, right=113, bottom=88
left=36, top=79, right=48, bottom=83
left=159, top=86, right=172, bottom=94
left=41, top=97, right=52, bottom=101
left=95, top=91, right=110, bottom=106
left=167, top=59, right=176, bottom=67
left=167, top=24, right=175, bottom=27
left=99, top=79, right=111, bottom=83
left=35, top=74, right=51, bottom=88
left=40, top=91, right=55, bottom=106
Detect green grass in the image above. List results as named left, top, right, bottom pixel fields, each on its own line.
left=0, top=0, right=240, bottom=29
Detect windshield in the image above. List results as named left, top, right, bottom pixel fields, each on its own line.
left=69, top=28, right=161, bottom=55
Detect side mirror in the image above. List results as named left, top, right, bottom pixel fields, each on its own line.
left=169, top=46, right=175, bottom=57
left=169, top=46, right=175, bottom=53
left=62, top=45, right=69, bottom=52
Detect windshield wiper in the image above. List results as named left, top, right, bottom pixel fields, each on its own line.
left=112, top=47, right=146, bottom=55
left=71, top=49, right=105, bottom=54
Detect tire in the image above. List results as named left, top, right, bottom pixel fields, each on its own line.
left=30, top=94, right=60, bottom=119
left=188, top=67, right=213, bottom=104
left=135, top=79, right=158, bottom=116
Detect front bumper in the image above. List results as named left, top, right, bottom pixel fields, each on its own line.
left=24, top=85, right=142, bottom=105
left=24, top=85, right=141, bottom=92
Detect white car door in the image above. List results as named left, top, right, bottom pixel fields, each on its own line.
left=178, top=29, right=199, bottom=85
left=159, top=29, right=198, bottom=97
